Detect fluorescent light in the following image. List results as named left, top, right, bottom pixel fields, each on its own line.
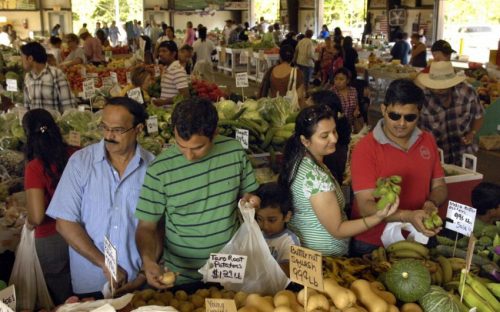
left=0, top=17, right=7, bottom=23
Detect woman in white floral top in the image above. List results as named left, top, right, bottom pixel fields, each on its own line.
left=278, top=105, right=399, bottom=256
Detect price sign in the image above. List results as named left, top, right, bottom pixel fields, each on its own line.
left=87, top=72, right=99, bottom=84
left=83, top=79, right=95, bottom=99
left=68, top=131, right=81, bottom=147
left=205, top=299, right=237, bottom=312
left=0, top=285, right=16, bottom=311
left=235, top=128, right=249, bottom=149
left=207, top=253, right=247, bottom=284
left=127, top=87, right=144, bottom=104
left=126, top=72, right=132, bottom=84
left=146, top=115, right=159, bottom=134
left=290, top=245, right=323, bottom=291
left=154, top=65, right=161, bottom=78
left=445, top=201, right=476, bottom=237
left=102, top=77, right=113, bottom=89
left=110, top=72, right=118, bottom=85
left=104, top=236, right=117, bottom=281
left=235, top=72, right=249, bottom=88
left=104, top=50, right=112, bottom=62
left=81, top=66, right=87, bottom=78
left=239, top=51, right=248, bottom=65
left=6, top=79, right=17, bottom=92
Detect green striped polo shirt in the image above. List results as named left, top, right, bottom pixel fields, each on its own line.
left=288, top=157, right=349, bottom=256
left=135, top=135, right=258, bottom=284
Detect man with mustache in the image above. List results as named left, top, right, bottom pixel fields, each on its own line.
left=47, top=97, right=155, bottom=299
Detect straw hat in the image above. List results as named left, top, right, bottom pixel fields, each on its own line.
left=416, top=61, right=466, bottom=89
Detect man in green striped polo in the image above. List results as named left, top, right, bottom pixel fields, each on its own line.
left=135, top=97, right=260, bottom=290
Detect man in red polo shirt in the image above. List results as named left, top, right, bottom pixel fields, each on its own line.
left=350, top=79, right=448, bottom=256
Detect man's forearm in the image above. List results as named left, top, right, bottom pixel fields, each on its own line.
left=56, top=219, right=105, bottom=268
left=427, top=184, right=448, bottom=207
left=136, top=226, right=159, bottom=264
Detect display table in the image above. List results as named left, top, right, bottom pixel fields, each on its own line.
left=247, top=52, right=280, bottom=83
left=216, top=47, right=248, bottom=77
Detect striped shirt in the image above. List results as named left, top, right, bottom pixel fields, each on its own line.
left=160, top=60, right=189, bottom=100
left=24, top=65, right=77, bottom=113
left=46, top=140, right=154, bottom=294
left=333, top=86, right=358, bottom=125
left=288, top=157, right=349, bottom=256
left=135, top=135, right=258, bottom=285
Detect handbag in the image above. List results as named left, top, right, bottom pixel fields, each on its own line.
left=285, top=67, right=300, bottom=110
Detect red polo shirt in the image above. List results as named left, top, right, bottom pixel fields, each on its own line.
left=351, top=121, right=444, bottom=246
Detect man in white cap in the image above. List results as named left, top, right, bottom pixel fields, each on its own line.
left=416, top=61, right=484, bottom=165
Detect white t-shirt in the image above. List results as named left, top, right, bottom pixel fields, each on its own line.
left=62, top=47, right=87, bottom=65
left=0, top=32, right=11, bottom=46
left=193, top=39, right=215, bottom=63
left=160, top=60, right=189, bottom=100
left=264, top=228, right=300, bottom=264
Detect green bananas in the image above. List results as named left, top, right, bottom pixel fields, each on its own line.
left=373, top=176, right=402, bottom=210
left=423, top=211, right=443, bottom=230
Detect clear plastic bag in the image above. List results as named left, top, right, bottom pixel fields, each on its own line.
left=199, top=201, right=289, bottom=295
left=8, top=224, right=54, bottom=310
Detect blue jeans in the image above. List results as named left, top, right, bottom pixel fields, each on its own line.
left=297, top=64, right=313, bottom=89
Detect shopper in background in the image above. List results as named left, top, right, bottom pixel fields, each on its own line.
left=431, top=39, right=455, bottom=61
left=391, top=32, right=411, bottom=65
left=102, top=22, right=109, bottom=39
left=135, top=97, right=259, bottom=289
left=51, top=24, right=61, bottom=38
left=183, top=21, right=196, bottom=46
left=23, top=109, right=74, bottom=305
left=332, top=68, right=361, bottom=130
left=179, top=44, right=194, bottom=75
left=342, top=36, right=359, bottom=77
left=239, top=22, right=250, bottom=42
left=120, top=66, right=153, bottom=103
left=280, top=32, right=297, bottom=51
left=471, top=182, right=500, bottom=225
left=21, top=42, right=76, bottom=113
left=273, top=23, right=282, bottom=45
left=259, top=44, right=305, bottom=108
left=0, top=25, right=11, bottom=46
left=154, top=26, right=175, bottom=59
left=351, top=79, right=447, bottom=256
left=318, top=37, right=336, bottom=85
left=80, top=31, right=104, bottom=66
left=96, top=29, right=110, bottom=48
left=278, top=105, right=398, bottom=256
left=47, top=97, right=154, bottom=298
left=153, top=40, right=189, bottom=106
left=59, top=33, right=87, bottom=69
left=47, top=36, right=63, bottom=65
left=307, top=90, right=351, bottom=185
left=417, top=61, right=484, bottom=165
left=78, top=23, right=88, bottom=36
left=319, top=25, right=330, bottom=39
left=192, top=26, right=215, bottom=78
left=109, top=21, right=120, bottom=47
left=409, top=33, right=427, bottom=67
left=333, top=27, right=344, bottom=45
left=295, top=29, right=315, bottom=91
left=223, top=19, right=236, bottom=45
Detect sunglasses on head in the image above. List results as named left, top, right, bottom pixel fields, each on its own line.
left=387, top=111, right=418, bottom=122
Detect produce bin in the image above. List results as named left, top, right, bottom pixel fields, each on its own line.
left=439, top=153, right=483, bottom=218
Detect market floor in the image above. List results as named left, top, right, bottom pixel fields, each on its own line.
left=207, top=70, right=261, bottom=99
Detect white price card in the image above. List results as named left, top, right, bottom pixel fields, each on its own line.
left=235, top=128, right=249, bottom=149
left=0, top=285, right=16, bottom=311
left=154, top=65, right=161, bottom=78
left=87, top=72, right=99, bottom=84
left=104, top=236, right=117, bottom=281
left=68, top=131, right=81, bottom=147
left=239, top=51, right=248, bottom=65
left=126, top=72, right=132, bottom=84
left=235, top=72, right=249, bottom=88
left=207, top=253, right=247, bottom=284
left=127, top=87, right=144, bottom=104
left=205, top=299, right=237, bottom=312
left=146, top=115, right=159, bottom=134
left=102, top=77, right=113, bottom=89
left=105, top=50, right=112, bottom=62
left=83, top=79, right=96, bottom=99
left=6, top=79, right=17, bottom=92
left=81, top=66, right=87, bottom=78
left=289, top=245, right=324, bottom=291
left=445, top=200, right=476, bottom=237
left=110, top=72, right=118, bottom=85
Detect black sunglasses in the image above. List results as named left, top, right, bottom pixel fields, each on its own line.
left=387, top=111, right=418, bottom=122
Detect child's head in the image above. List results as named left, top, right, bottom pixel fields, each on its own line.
left=255, top=182, right=293, bottom=236
left=333, top=67, right=351, bottom=89
left=472, top=182, right=500, bottom=224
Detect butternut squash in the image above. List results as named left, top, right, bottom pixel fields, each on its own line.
left=388, top=305, right=399, bottom=312
left=297, top=289, right=318, bottom=307
left=323, top=278, right=357, bottom=310
left=350, top=279, right=389, bottom=312
left=370, top=282, right=397, bottom=305
left=246, top=294, right=275, bottom=312
left=306, top=294, right=330, bottom=312
left=400, top=303, right=423, bottom=312
left=274, top=290, right=299, bottom=308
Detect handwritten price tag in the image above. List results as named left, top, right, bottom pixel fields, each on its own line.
left=127, top=87, right=144, bottom=104
left=6, top=79, right=17, bottom=92
left=207, top=253, right=247, bottom=284
left=205, top=299, right=237, bottom=312
left=235, top=72, right=249, bottom=88
left=102, top=77, right=113, bottom=89
left=83, top=79, right=96, bottom=100
left=68, top=131, right=81, bottom=147
left=146, top=115, right=159, bottom=134
left=110, top=72, right=118, bottom=85
left=126, top=72, right=132, bottom=84
left=104, top=236, right=117, bottom=281
left=0, top=285, right=16, bottom=311
left=290, top=245, right=323, bottom=291
left=445, top=201, right=476, bottom=237
left=235, top=128, right=249, bottom=149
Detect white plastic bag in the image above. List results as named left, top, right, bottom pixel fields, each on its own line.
left=381, top=222, right=429, bottom=248
left=199, top=201, right=290, bottom=295
left=8, top=224, right=54, bottom=310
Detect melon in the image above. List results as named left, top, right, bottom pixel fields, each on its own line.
left=385, top=259, right=431, bottom=303
left=419, top=285, right=468, bottom=312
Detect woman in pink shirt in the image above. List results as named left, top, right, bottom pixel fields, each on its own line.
left=80, top=31, right=104, bottom=66
left=183, top=21, right=196, bottom=46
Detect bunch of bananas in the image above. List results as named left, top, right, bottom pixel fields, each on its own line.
left=386, top=240, right=430, bottom=260
left=323, top=257, right=375, bottom=287
left=458, top=271, right=500, bottom=312
left=373, top=176, right=402, bottom=210
left=370, top=246, right=392, bottom=273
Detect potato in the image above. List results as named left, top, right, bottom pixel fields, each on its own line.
left=222, top=290, right=236, bottom=299
left=191, top=294, right=205, bottom=308
left=194, top=308, right=205, bottom=312
left=159, top=292, right=174, bottom=305
left=176, top=290, right=189, bottom=301
left=160, top=271, right=177, bottom=285
left=147, top=299, right=164, bottom=306
left=179, top=301, right=195, bottom=312
left=196, top=288, right=210, bottom=298
left=234, top=291, right=248, bottom=308
left=131, top=298, right=146, bottom=308
left=140, top=289, right=156, bottom=301
left=170, top=298, right=180, bottom=309
left=210, top=289, right=222, bottom=299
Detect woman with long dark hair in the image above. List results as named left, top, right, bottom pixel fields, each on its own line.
left=278, top=105, right=398, bottom=256
left=23, top=109, right=74, bottom=304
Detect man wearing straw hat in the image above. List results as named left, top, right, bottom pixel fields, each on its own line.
left=416, top=61, right=484, bottom=165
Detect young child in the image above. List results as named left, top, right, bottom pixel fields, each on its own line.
left=255, top=182, right=300, bottom=277
left=472, top=182, right=500, bottom=225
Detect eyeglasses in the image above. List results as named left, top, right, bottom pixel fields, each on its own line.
left=387, top=111, right=418, bottom=122
left=98, top=124, right=136, bottom=135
